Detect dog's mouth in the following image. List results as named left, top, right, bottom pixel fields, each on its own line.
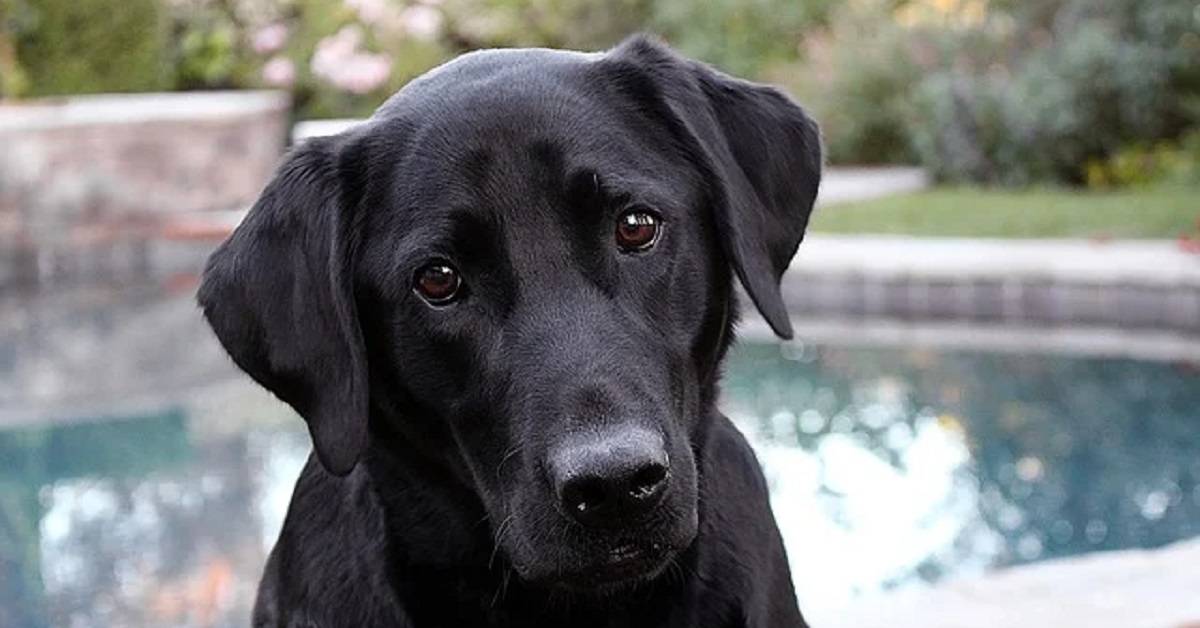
left=550, top=540, right=678, bottom=591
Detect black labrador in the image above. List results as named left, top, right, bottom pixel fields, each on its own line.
left=199, top=34, right=821, bottom=628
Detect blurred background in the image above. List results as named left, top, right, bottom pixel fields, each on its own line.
left=1, top=0, right=1199, bottom=626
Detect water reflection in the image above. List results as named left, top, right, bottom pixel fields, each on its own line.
left=1, top=290, right=1198, bottom=625
left=0, top=395, right=308, bottom=628
left=722, top=342, right=1200, bottom=613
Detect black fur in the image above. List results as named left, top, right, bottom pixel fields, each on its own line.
left=199, top=35, right=822, bottom=628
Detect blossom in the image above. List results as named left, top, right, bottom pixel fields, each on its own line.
left=252, top=23, right=289, bottom=55
left=345, top=0, right=388, bottom=25
left=311, top=26, right=393, bottom=94
left=311, top=25, right=365, bottom=79
left=261, top=56, right=295, bottom=87
left=400, top=5, right=443, bottom=40
left=331, top=54, right=393, bottom=94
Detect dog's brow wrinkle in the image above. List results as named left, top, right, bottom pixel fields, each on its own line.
left=460, top=148, right=494, bottom=188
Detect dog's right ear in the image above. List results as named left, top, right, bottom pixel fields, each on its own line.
left=198, top=133, right=368, bottom=476
left=600, top=36, right=823, bottom=340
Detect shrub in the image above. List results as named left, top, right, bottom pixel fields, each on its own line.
left=650, top=0, right=833, bottom=80
left=440, top=0, right=651, bottom=52
left=1085, top=131, right=1200, bottom=189
left=160, top=0, right=457, bottom=120
left=17, top=0, right=168, bottom=96
left=772, top=0, right=922, bottom=165
left=910, top=0, right=1200, bottom=186
left=0, top=0, right=32, bottom=98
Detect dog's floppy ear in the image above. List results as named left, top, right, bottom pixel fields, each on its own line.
left=603, top=36, right=823, bottom=339
left=198, top=134, right=368, bottom=476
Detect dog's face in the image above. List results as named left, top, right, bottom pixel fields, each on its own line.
left=353, top=84, right=720, bottom=588
left=199, top=36, right=821, bottom=591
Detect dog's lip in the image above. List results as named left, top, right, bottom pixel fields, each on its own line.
left=553, top=541, right=673, bottom=588
left=605, top=541, right=657, bottom=565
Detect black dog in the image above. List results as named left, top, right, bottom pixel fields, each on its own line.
left=199, top=34, right=821, bottom=628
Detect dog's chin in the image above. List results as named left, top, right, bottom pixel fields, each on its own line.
left=512, top=530, right=696, bottom=595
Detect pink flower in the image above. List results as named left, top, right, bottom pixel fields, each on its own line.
left=261, top=56, right=295, bottom=87
left=334, top=54, right=393, bottom=94
left=311, top=26, right=392, bottom=94
left=252, top=24, right=289, bottom=55
left=311, top=26, right=365, bottom=79
left=345, top=0, right=388, bottom=25
left=400, top=5, right=442, bottom=40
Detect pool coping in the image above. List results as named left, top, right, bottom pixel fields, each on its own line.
left=813, top=536, right=1200, bottom=628
left=776, top=236, right=1200, bottom=335
left=736, top=316, right=1200, bottom=362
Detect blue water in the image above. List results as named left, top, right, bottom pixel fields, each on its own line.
left=2, top=291, right=1198, bottom=627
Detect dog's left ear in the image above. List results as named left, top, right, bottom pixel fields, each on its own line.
left=601, top=36, right=823, bottom=340
left=198, top=131, right=371, bottom=476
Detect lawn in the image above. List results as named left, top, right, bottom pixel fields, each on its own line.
left=809, top=187, right=1199, bottom=239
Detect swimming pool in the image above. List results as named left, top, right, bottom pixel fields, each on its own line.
left=2, top=290, right=1197, bottom=627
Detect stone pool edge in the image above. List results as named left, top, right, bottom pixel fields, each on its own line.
left=813, top=536, right=1200, bottom=628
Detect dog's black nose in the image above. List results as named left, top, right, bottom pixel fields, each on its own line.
left=551, top=428, right=669, bottom=528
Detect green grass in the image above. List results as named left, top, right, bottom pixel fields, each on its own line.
left=809, top=187, right=1199, bottom=239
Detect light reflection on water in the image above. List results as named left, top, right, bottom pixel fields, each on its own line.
left=2, top=291, right=1199, bottom=626
left=721, top=340, right=1200, bottom=619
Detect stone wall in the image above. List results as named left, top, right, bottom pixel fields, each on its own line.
left=0, top=91, right=289, bottom=290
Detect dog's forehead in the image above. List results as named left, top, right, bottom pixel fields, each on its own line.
left=367, top=49, right=696, bottom=225
left=371, top=48, right=604, bottom=138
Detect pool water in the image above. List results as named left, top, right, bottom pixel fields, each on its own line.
left=2, top=292, right=1198, bottom=627
left=722, top=342, right=1200, bottom=614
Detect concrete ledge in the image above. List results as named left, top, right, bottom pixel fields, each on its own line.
left=0, top=91, right=288, bottom=131
left=817, top=167, right=929, bottom=206
left=292, top=118, right=365, bottom=143
left=737, top=316, right=1200, bottom=362
left=783, top=237, right=1200, bottom=334
left=817, top=537, right=1200, bottom=628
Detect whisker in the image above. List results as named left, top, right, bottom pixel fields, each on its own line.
left=490, top=514, right=515, bottom=570
left=495, top=444, right=524, bottom=480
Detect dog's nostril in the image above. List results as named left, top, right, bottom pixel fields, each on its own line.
left=563, top=477, right=609, bottom=515
left=628, top=463, right=668, bottom=499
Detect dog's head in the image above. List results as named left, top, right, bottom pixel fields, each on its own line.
left=199, top=36, right=820, bottom=591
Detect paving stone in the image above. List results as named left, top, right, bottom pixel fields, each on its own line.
left=1113, top=285, right=1167, bottom=329
left=816, top=538, right=1200, bottom=628
left=1164, top=288, right=1200, bottom=332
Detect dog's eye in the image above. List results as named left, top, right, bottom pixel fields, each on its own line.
left=414, top=262, right=462, bottom=305
left=615, top=210, right=661, bottom=252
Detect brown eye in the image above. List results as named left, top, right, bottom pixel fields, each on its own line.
left=414, top=262, right=461, bottom=304
left=615, top=210, right=661, bottom=252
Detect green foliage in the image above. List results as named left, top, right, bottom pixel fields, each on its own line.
left=0, top=0, right=33, bottom=98
left=1085, top=131, right=1200, bottom=189
left=17, top=0, right=167, bottom=96
left=8, top=0, right=1199, bottom=181
left=909, top=0, right=1200, bottom=186
left=775, top=1, right=921, bottom=165
left=441, top=0, right=652, bottom=51
left=172, top=12, right=241, bottom=89
left=649, top=0, right=833, bottom=78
